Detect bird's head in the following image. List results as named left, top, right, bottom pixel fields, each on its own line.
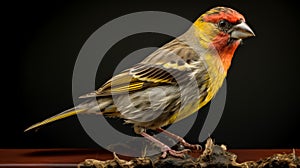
left=194, top=7, right=255, bottom=71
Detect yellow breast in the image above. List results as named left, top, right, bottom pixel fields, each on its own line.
left=168, top=51, right=227, bottom=125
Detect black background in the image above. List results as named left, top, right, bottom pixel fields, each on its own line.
left=3, top=0, right=300, bottom=149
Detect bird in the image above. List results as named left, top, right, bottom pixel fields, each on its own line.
left=25, top=7, right=255, bottom=158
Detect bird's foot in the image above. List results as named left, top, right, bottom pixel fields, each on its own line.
left=161, top=145, right=191, bottom=158
left=156, top=128, right=202, bottom=151
left=180, top=139, right=202, bottom=150
left=140, top=131, right=192, bottom=158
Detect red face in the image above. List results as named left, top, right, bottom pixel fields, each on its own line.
left=200, top=7, right=254, bottom=71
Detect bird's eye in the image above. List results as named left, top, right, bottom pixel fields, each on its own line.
left=218, top=20, right=232, bottom=32
left=218, top=20, right=229, bottom=28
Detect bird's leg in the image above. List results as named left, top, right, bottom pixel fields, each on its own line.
left=156, top=128, right=201, bottom=150
left=140, top=132, right=190, bottom=158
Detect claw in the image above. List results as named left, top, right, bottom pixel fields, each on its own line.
left=196, top=144, right=202, bottom=151
left=187, top=144, right=202, bottom=151
left=161, top=151, right=168, bottom=158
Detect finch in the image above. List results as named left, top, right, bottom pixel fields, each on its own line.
left=25, top=7, right=254, bottom=158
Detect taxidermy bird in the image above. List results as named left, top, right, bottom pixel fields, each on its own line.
left=25, top=7, right=254, bottom=158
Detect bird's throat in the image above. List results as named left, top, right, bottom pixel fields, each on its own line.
left=212, top=37, right=240, bottom=71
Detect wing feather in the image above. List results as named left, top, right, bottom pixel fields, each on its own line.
left=79, top=38, right=201, bottom=98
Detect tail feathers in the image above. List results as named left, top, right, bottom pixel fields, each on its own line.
left=24, top=108, right=86, bottom=132
left=24, top=98, right=115, bottom=132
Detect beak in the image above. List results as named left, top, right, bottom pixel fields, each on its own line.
left=230, top=22, right=255, bottom=39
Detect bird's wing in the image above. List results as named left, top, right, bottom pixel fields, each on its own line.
left=79, top=39, right=200, bottom=98
left=80, top=63, right=192, bottom=98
